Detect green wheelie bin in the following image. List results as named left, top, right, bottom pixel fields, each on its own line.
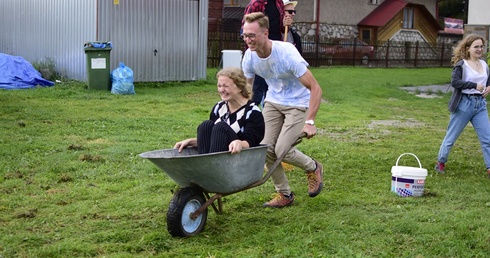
left=84, top=41, right=112, bottom=90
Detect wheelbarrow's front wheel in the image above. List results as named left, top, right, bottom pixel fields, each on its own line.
left=167, top=187, right=208, bottom=237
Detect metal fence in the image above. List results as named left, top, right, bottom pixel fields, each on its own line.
left=208, top=32, right=244, bottom=67
left=208, top=32, right=455, bottom=68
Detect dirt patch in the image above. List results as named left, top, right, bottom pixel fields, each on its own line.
left=318, top=118, right=424, bottom=142
left=368, top=119, right=424, bottom=129
left=412, top=92, right=442, bottom=98
left=400, top=84, right=451, bottom=99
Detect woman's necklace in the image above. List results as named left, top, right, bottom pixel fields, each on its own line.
left=471, top=59, right=480, bottom=67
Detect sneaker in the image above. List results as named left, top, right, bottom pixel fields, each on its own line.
left=263, top=192, right=295, bottom=208
left=435, top=162, right=445, bottom=174
left=307, top=160, right=324, bottom=197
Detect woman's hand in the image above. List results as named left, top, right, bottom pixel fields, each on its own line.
left=174, top=138, right=197, bottom=153
left=229, top=140, right=246, bottom=154
left=484, top=86, right=490, bottom=98
left=283, top=15, right=293, bottom=27
left=476, top=83, right=484, bottom=93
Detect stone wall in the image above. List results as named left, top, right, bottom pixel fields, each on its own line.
left=291, top=22, right=359, bottom=40
left=290, top=22, right=462, bottom=45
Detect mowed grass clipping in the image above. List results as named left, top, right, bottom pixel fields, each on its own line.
left=1, top=67, right=490, bottom=257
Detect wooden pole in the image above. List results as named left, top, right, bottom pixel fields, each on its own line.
left=283, top=26, right=289, bottom=42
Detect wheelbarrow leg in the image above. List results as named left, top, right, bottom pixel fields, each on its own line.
left=204, top=192, right=223, bottom=215
left=191, top=193, right=223, bottom=220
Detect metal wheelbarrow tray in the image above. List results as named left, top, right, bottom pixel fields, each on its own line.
left=140, top=145, right=268, bottom=194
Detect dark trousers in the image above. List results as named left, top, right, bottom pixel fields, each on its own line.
left=252, top=75, right=268, bottom=107
left=197, top=120, right=238, bottom=154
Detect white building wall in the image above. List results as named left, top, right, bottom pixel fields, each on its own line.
left=468, top=0, right=490, bottom=25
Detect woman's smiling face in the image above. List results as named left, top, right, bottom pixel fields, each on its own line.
left=468, top=39, right=484, bottom=59
left=217, top=75, right=241, bottom=102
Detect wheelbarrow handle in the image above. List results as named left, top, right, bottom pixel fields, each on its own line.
left=242, top=132, right=308, bottom=190
left=292, top=132, right=307, bottom=147
left=273, top=132, right=307, bottom=168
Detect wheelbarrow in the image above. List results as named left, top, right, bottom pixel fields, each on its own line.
left=139, top=133, right=306, bottom=237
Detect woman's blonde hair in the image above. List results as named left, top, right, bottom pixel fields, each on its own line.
left=452, top=34, right=486, bottom=66
left=216, top=67, right=251, bottom=99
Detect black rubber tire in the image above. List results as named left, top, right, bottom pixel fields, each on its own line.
left=166, top=187, right=208, bottom=237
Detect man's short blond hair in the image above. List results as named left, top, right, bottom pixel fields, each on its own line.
left=244, top=12, right=269, bottom=30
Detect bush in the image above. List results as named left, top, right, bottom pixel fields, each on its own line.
left=32, top=57, right=58, bottom=81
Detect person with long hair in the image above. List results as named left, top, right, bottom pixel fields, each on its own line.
left=435, top=34, right=490, bottom=176
left=174, top=67, right=265, bottom=155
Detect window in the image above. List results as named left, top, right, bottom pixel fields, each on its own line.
left=362, top=29, right=371, bottom=41
left=224, top=0, right=240, bottom=7
left=368, top=0, right=379, bottom=5
left=403, top=7, right=414, bottom=29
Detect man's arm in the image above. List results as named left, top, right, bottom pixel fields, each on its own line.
left=298, top=69, right=322, bottom=138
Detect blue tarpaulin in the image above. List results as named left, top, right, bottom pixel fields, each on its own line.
left=0, top=53, right=54, bottom=90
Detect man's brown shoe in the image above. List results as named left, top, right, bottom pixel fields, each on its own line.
left=262, top=192, right=295, bottom=208
left=307, top=160, right=323, bottom=197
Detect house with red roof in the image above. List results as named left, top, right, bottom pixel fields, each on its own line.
left=211, top=0, right=456, bottom=44
left=357, top=0, right=441, bottom=45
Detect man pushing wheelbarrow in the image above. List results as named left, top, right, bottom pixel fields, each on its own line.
left=140, top=13, right=324, bottom=236
left=241, top=12, right=325, bottom=208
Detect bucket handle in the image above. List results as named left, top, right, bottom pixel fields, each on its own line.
left=395, top=153, right=422, bottom=168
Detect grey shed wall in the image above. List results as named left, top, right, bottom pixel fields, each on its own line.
left=0, top=0, right=208, bottom=82
left=0, top=0, right=96, bottom=81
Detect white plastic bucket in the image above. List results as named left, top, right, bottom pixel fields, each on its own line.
left=221, top=50, right=242, bottom=69
left=391, top=153, right=428, bottom=197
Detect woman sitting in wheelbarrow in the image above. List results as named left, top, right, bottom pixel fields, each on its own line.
left=174, top=67, right=265, bottom=154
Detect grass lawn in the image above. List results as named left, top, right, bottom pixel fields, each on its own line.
left=2, top=67, right=490, bottom=257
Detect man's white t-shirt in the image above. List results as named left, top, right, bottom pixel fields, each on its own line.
left=242, top=40, right=311, bottom=107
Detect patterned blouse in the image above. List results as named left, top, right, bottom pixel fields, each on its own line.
left=210, top=100, right=265, bottom=147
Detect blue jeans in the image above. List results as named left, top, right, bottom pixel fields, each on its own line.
left=437, top=95, right=490, bottom=168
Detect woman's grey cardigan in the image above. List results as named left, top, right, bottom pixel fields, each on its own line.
left=447, top=60, right=490, bottom=113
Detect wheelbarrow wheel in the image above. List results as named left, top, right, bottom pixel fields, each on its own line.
left=166, top=187, right=208, bottom=237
